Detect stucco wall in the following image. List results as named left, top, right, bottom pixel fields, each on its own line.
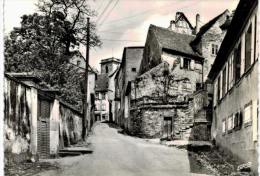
left=211, top=61, right=258, bottom=171
left=4, top=76, right=39, bottom=162
left=59, top=104, right=83, bottom=147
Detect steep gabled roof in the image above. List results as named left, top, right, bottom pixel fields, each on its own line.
left=150, top=25, right=201, bottom=58
left=190, top=10, right=230, bottom=53
left=208, top=0, right=258, bottom=80
left=171, top=12, right=194, bottom=30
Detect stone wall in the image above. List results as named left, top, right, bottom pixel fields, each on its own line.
left=59, top=102, right=83, bottom=148
left=4, top=76, right=37, bottom=162
left=4, top=75, right=84, bottom=161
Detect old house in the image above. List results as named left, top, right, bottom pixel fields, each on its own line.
left=190, top=10, right=231, bottom=81
left=114, top=47, right=144, bottom=129
left=95, top=57, right=120, bottom=122
left=208, top=0, right=258, bottom=173
left=168, top=12, right=195, bottom=35
left=129, top=25, right=207, bottom=139
left=4, top=73, right=85, bottom=161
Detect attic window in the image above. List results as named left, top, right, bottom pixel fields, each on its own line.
left=77, top=60, right=81, bottom=66
left=212, top=44, right=218, bottom=55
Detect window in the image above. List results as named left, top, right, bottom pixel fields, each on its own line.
left=234, top=42, right=241, bottom=82
left=132, top=68, right=136, bottom=72
left=105, top=66, right=109, bottom=73
left=217, top=76, right=221, bottom=101
left=95, top=93, right=99, bottom=100
left=77, top=60, right=81, bottom=66
left=183, top=58, right=190, bottom=69
left=222, top=67, right=227, bottom=95
left=101, top=93, right=106, bottom=100
left=212, top=44, right=218, bottom=55
left=227, top=115, right=234, bottom=132
left=244, top=102, right=252, bottom=125
left=101, top=104, right=106, bottom=111
left=228, top=54, right=234, bottom=89
left=245, top=23, right=252, bottom=71
left=222, top=119, right=226, bottom=134
left=234, top=111, right=243, bottom=130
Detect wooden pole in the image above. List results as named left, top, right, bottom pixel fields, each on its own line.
left=82, top=17, right=90, bottom=140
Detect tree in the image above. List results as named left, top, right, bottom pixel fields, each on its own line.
left=5, top=0, right=101, bottom=109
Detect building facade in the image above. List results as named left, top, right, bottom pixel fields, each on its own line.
left=95, top=57, right=120, bottom=122
left=129, top=25, right=207, bottom=139
left=208, top=0, right=258, bottom=173
left=114, top=47, right=144, bottom=129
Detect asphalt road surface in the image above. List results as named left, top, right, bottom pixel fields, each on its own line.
left=36, top=123, right=213, bottom=176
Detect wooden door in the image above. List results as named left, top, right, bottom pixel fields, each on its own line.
left=163, top=116, right=173, bottom=140
left=37, top=98, right=51, bottom=158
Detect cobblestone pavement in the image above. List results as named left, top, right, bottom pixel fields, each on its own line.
left=34, top=123, right=214, bottom=176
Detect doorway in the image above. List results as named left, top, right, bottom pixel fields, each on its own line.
left=37, top=97, right=51, bottom=158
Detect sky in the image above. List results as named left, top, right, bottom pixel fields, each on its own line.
left=4, top=0, right=239, bottom=71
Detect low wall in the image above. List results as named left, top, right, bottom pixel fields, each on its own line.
left=4, top=76, right=35, bottom=162
left=59, top=102, right=83, bottom=148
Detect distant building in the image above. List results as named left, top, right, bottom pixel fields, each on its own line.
left=114, top=47, right=144, bottom=128
left=208, top=0, right=258, bottom=173
left=168, top=12, right=195, bottom=35
left=191, top=10, right=231, bottom=81
left=95, top=57, right=120, bottom=122
left=132, top=25, right=205, bottom=139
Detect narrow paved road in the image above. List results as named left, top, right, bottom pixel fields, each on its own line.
left=36, top=123, right=213, bottom=176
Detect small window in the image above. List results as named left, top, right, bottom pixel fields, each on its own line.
left=101, top=93, right=106, bottom=100
left=212, top=44, right=218, bottom=55
left=95, top=93, right=99, bottom=100
left=77, top=60, right=81, bottom=66
left=222, top=119, right=226, bottom=134
left=132, top=68, right=136, bottom=72
left=101, top=104, right=106, bottom=111
left=106, top=66, right=109, bottom=73
left=183, top=58, right=190, bottom=69
left=244, top=102, right=252, bottom=125
left=227, top=115, right=234, bottom=132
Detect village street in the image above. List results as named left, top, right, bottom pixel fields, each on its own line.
left=35, top=123, right=213, bottom=176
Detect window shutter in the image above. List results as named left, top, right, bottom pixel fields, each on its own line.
left=239, top=110, right=243, bottom=129
left=190, top=60, right=194, bottom=70
left=252, top=100, right=258, bottom=141
left=180, top=58, right=183, bottom=68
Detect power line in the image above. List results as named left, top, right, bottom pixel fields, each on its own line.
left=100, top=38, right=143, bottom=42
left=96, top=0, right=114, bottom=24
left=99, top=1, right=201, bottom=31
left=96, top=1, right=105, bottom=12
left=99, top=0, right=120, bottom=27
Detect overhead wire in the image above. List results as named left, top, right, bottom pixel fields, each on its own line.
left=96, top=0, right=114, bottom=24
left=98, top=0, right=120, bottom=27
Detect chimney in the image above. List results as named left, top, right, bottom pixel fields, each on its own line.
left=175, top=12, right=181, bottom=21
left=195, top=13, right=201, bottom=34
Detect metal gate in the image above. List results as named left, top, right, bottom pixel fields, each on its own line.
left=37, top=98, right=51, bottom=158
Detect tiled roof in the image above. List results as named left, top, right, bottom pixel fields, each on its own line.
left=190, top=10, right=230, bottom=54
left=208, top=0, right=258, bottom=80
left=150, top=25, right=201, bottom=58
left=95, top=74, right=109, bottom=92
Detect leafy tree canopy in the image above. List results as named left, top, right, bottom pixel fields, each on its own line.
left=5, top=0, right=101, bottom=109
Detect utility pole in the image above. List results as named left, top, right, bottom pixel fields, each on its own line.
left=82, top=17, right=90, bottom=140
